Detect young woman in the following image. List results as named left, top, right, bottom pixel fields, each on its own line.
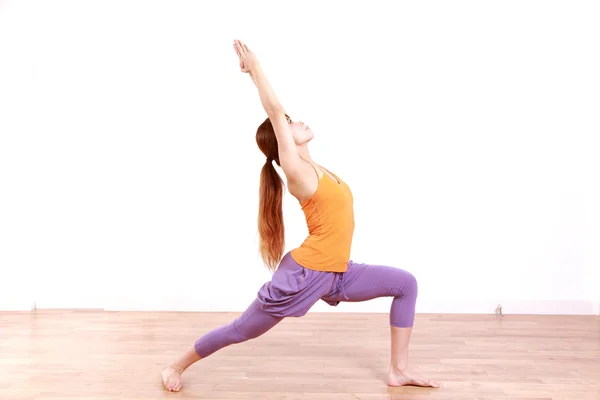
left=161, top=40, right=440, bottom=392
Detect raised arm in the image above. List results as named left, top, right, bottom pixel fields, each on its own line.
left=233, top=40, right=302, bottom=181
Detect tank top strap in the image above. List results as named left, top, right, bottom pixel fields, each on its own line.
left=308, top=162, right=324, bottom=180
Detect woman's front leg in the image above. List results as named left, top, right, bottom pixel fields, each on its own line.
left=329, top=261, right=440, bottom=388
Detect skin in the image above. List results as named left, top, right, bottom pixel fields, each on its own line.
left=161, top=40, right=440, bottom=392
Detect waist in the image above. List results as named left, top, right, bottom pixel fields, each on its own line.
left=290, top=233, right=353, bottom=273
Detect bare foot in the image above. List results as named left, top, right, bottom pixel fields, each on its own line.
left=387, top=366, right=440, bottom=388
left=161, top=365, right=183, bottom=392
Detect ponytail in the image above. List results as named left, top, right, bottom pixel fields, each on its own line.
left=258, top=158, right=284, bottom=271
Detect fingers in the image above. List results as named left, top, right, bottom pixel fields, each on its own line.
left=238, top=40, right=247, bottom=56
left=233, top=39, right=248, bottom=57
left=233, top=41, right=243, bottom=59
left=233, top=39, right=253, bottom=73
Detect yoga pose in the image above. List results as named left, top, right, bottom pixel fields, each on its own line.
left=161, top=40, right=440, bottom=392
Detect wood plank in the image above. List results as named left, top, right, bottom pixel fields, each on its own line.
left=0, top=311, right=598, bottom=400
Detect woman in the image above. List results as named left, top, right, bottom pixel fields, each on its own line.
left=161, top=40, right=440, bottom=392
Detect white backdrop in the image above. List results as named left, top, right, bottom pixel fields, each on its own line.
left=1, top=0, right=598, bottom=314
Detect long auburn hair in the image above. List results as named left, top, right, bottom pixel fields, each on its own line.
left=255, top=115, right=289, bottom=271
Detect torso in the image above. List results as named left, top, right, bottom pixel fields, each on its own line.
left=288, top=162, right=355, bottom=273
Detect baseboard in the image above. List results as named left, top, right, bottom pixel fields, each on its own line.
left=0, top=299, right=36, bottom=311
left=414, top=299, right=597, bottom=315
left=91, top=297, right=599, bottom=315
left=313, top=299, right=598, bottom=316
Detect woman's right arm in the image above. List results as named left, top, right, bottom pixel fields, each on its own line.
left=233, top=40, right=302, bottom=181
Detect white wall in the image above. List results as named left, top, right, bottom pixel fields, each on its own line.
left=591, top=200, right=600, bottom=315
left=1, top=0, right=598, bottom=314
left=0, top=1, right=37, bottom=311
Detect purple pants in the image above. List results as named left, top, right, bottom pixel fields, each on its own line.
left=194, top=252, right=418, bottom=358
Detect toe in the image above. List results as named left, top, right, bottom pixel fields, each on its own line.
left=420, top=378, right=440, bottom=388
left=408, top=376, right=436, bottom=387
left=173, top=380, right=181, bottom=391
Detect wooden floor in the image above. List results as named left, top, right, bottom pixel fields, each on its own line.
left=0, top=311, right=598, bottom=400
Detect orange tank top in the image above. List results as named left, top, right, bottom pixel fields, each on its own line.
left=290, top=165, right=355, bottom=272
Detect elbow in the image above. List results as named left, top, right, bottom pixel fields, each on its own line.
left=266, top=104, right=285, bottom=118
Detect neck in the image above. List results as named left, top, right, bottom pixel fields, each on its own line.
left=297, top=144, right=312, bottom=163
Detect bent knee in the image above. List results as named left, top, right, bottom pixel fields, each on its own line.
left=397, top=269, right=418, bottom=299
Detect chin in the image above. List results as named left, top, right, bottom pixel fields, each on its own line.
left=294, top=128, right=314, bottom=144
